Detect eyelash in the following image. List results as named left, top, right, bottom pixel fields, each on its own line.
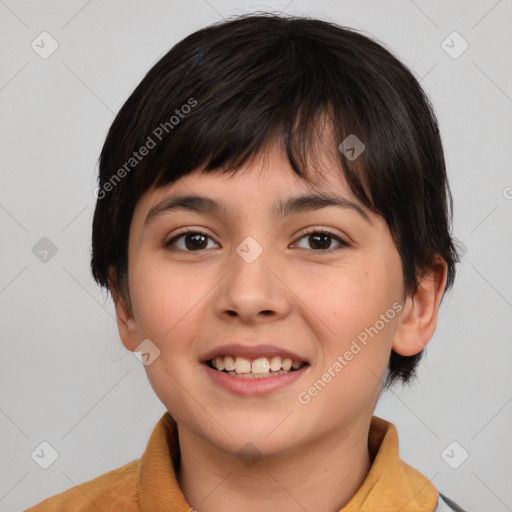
left=165, top=228, right=349, bottom=252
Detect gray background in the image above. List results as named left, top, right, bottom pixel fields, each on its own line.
left=1, top=1, right=511, bottom=511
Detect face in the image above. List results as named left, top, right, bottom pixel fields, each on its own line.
left=117, top=144, right=410, bottom=457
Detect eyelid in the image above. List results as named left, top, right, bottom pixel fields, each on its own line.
left=165, top=227, right=218, bottom=247
left=291, top=227, right=350, bottom=249
left=165, top=226, right=350, bottom=252
left=294, top=226, right=346, bottom=239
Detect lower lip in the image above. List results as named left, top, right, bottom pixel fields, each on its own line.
left=204, top=363, right=308, bottom=396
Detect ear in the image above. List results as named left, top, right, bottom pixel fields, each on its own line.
left=392, top=258, right=448, bottom=356
left=108, top=268, right=139, bottom=352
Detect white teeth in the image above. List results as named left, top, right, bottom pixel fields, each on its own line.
left=234, top=356, right=251, bottom=374
left=252, top=357, right=270, bottom=374
left=269, top=356, right=282, bottom=372
left=210, top=355, right=305, bottom=375
left=224, top=355, right=235, bottom=371
left=282, top=358, right=292, bottom=371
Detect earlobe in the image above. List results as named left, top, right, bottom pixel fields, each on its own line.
left=392, top=259, right=448, bottom=357
left=108, top=269, right=139, bottom=352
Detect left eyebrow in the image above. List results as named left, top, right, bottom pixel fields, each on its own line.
left=272, top=193, right=371, bottom=224
left=144, top=192, right=371, bottom=227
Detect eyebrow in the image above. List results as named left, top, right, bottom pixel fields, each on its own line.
left=144, top=192, right=371, bottom=227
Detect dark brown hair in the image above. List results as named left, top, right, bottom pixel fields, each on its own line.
left=91, top=13, right=458, bottom=387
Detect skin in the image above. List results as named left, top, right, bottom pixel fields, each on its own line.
left=110, top=143, right=447, bottom=511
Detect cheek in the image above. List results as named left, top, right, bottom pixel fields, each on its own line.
left=128, top=257, right=208, bottom=349
left=299, top=269, right=401, bottom=417
left=308, top=257, right=402, bottom=362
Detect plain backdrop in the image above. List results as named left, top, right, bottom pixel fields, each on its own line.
left=1, top=1, right=511, bottom=511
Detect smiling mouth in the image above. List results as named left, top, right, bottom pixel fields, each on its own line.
left=206, top=355, right=307, bottom=379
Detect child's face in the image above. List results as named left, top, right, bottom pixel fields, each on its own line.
left=117, top=144, right=407, bottom=455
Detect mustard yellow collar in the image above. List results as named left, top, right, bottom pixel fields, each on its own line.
left=138, top=412, right=439, bottom=511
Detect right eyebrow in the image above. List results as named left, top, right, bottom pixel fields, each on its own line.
left=143, top=192, right=372, bottom=228
left=144, top=195, right=225, bottom=227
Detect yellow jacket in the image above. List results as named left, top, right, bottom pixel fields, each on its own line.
left=26, top=413, right=464, bottom=511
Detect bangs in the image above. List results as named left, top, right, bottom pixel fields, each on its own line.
left=125, top=24, right=375, bottom=210
left=151, top=102, right=364, bottom=197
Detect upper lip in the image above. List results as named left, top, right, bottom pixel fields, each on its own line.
left=201, top=343, right=308, bottom=363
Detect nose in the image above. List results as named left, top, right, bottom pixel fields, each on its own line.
left=213, top=240, right=291, bottom=324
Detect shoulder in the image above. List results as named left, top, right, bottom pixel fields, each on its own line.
left=434, top=493, right=467, bottom=512
left=25, top=459, right=140, bottom=512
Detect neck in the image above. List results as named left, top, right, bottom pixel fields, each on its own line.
left=177, top=417, right=372, bottom=512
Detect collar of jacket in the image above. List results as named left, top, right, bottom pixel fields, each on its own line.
left=138, top=412, right=439, bottom=511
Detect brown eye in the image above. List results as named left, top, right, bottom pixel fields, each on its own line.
left=294, top=230, right=348, bottom=251
left=166, top=230, right=218, bottom=251
left=309, top=233, right=332, bottom=250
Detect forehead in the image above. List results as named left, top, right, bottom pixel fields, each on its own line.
left=136, top=142, right=358, bottom=218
